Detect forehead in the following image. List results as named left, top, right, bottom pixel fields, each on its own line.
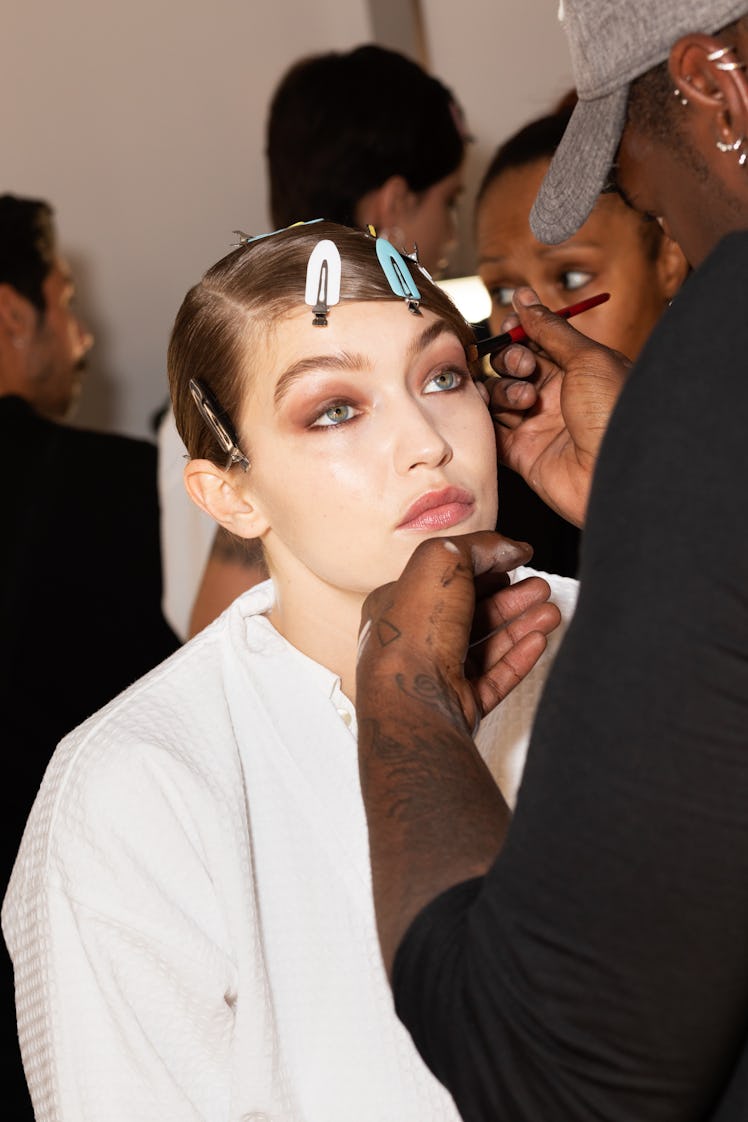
left=276, top=300, right=459, bottom=354
left=253, top=301, right=463, bottom=392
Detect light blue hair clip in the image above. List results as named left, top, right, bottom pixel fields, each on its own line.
left=230, top=218, right=324, bottom=248
left=305, top=239, right=342, bottom=326
left=375, top=237, right=421, bottom=315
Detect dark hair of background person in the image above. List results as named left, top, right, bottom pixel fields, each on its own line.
left=266, top=44, right=469, bottom=228
left=0, top=194, right=56, bottom=314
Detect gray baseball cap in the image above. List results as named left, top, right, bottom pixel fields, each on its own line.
left=530, top=0, right=748, bottom=244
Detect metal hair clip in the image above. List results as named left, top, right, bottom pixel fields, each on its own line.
left=404, top=242, right=435, bottom=283
left=189, top=378, right=250, bottom=471
left=305, top=239, right=342, bottom=326
left=230, top=218, right=325, bottom=248
left=707, top=44, right=747, bottom=70
left=375, top=237, right=421, bottom=314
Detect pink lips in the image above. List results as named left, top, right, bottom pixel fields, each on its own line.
left=397, top=486, right=475, bottom=532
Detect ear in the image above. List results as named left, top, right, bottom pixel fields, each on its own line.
left=183, top=459, right=270, bottom=540
left=669, top=33, right=748, bottom=148
left=354, top=175, right=413, bottom=247
left=0, top=284, right=37, bottom=342
left=655, top=232, right=690, bottom=300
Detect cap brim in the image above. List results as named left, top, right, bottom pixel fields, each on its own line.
left=530, top=86, right=629, bottom=245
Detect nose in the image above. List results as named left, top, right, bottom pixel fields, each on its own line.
left=77, top=317, right=94, bottom=356
left=392, top=399, right=453, bottom=476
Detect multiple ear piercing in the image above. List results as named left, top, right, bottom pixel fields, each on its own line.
left=715, top=133, right=748, bottom=165
left=673, top=43, right=748, bottom=166
left=707, top=44, right=747, bottom=71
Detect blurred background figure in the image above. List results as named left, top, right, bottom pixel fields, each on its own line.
left=0, top=193, right=180, bottom=1119
left=159, top=41, right=473, bottom=641
left=266, top=42, right=469, bottom=276
left=473, top=93, right=688, bottom=575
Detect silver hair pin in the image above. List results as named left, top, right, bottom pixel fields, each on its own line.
left=231, top=229, right=255, bottom=247
left=189, top=378, right=250, bottom=471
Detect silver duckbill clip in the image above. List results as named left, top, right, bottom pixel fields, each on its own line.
left=189, top=378, right=250, bottom=471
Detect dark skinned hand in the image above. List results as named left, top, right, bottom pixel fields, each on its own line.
left=356, top=530, right=562, bottom=970
left=485, top=286, right=630, bottom=527
left=357, top=531, right=562, bottom=740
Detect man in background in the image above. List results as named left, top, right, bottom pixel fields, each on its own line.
left=0, top=193, right=180, bottom=1118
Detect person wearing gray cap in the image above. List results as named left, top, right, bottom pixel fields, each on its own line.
left=353, top=3, right=748, bottom=1121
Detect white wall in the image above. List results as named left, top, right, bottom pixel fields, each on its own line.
left=4, top=0, right=572, bottom=439
left=423, top=0, right=573, bottom=277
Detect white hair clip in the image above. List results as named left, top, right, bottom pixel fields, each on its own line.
left=305, top=239, right=342, bottom=326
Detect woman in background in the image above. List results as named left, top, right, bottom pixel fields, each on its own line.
left=475, top=94, right=688, bottom=575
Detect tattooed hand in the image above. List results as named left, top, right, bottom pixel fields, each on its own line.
left=356, top=531, right=561, bottom=737
left=355, top=531, right=562, bottom=973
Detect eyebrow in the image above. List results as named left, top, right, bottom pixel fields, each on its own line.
left=272, top=318, right=458, bottom=407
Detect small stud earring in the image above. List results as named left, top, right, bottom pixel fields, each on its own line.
left=673, top=86, right=689, bottom=106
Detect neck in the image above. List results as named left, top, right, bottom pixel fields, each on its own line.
left=266, top=565, right=365, bottom=704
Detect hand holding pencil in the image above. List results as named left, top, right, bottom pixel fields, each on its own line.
left=482, top=286, right=630, bottom=528
left=476, top=291, right=611, bottom=358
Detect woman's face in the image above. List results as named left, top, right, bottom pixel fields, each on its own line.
left=236, top=300, right=497, bottom=598
left=401, top=166, right=464, bottom=278
left=476, top=157, right=685, bottom=359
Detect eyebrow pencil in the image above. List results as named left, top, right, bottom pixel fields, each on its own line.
left=475, top=291, right=611, bottom=357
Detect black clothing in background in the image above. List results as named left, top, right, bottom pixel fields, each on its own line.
left=497, top=463, right=580, bottom=577
left=0, top=395, right=181, bottom=1120
left=393, top=233, right=748, bottom=1121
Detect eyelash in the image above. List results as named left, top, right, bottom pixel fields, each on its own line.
left=309, top=367, right=468, bottom=429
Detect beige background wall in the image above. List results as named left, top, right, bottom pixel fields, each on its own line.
left=4, top=0, right=571, bottom=439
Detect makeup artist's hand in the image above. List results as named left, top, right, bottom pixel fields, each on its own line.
left=487, top=287, right=630, bottom=527
left=357, top=531, right=561, bottom=739
left=356, top=531, right=561, bottom=969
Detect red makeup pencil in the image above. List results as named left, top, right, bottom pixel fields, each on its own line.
left=475, top=291, right=611, bottom=357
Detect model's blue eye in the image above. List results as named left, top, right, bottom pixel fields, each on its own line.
left=312, top=402, right=358, bottom=427
left=424, top=368, right=463, bottom=394
left=561, top=270, right=593, bottom=291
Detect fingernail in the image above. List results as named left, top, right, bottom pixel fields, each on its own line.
left=513, top=286, right=540, bottom=308
left=506, top=381, right=528, bottom=405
